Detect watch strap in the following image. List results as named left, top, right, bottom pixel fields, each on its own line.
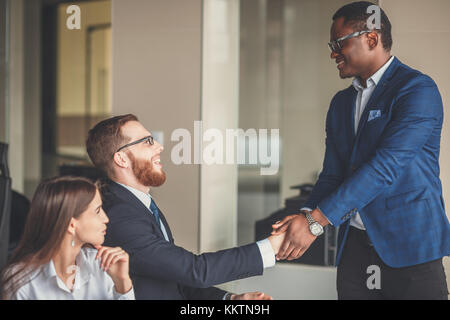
left=304, top=212, right=316, bottom=225
left=224, top=292, right=234, bottom=300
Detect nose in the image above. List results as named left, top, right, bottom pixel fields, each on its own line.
left=155, top=141, right=164, bottom=152
left=101, top=209, right=109, bottom=224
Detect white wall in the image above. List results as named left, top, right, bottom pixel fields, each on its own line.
left=112, top=0, right=240, bottom=253
left=280, top=0, right=356, bottom=202
left=112, top=0, right=203, bottom=253
left=200, top=0, right=240, bottom=252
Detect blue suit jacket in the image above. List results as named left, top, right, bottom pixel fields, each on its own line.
left=101, top=181, right=263, bottom=299
left=304, top=57, right=450, bottom=268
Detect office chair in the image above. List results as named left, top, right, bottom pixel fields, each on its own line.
left=0, top=143, right=12, bottom=270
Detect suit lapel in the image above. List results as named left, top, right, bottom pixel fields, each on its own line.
left=353, top=57, right=400, bottom=147
left=106, top=181, right=172, bottom=241
left=349, top=87, right=357, bottom=141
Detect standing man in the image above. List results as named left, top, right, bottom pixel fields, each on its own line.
left=86, top=114, right=285, bottom=300
left=273, top=1, right=450, bottom=299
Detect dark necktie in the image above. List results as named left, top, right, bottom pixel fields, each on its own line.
left=149, top=199, right=161, bottom=228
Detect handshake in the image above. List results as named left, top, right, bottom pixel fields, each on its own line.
left=268, top=208, right=330, bottom=261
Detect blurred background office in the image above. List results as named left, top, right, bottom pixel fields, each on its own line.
left=0, top=0, right=449, bottom=299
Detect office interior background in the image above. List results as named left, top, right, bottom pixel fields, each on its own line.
left=0, top=0, right=449, bottom=299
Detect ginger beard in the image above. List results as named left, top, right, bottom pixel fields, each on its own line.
left=127, top=152, right=166, bottom=187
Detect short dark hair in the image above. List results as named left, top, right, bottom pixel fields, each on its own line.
left=86, top=114, right=138, bottom=177
left=332, top=1, right=392, bottom=51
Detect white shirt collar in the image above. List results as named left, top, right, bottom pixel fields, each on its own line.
left=115, top=181, right=152, bottom=208
left=352, top=55, right=395, bottom=91
left=42, top=248, right=93, bottom=292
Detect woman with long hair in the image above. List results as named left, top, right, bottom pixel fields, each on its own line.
left=0, top=176, right=134, bottom=300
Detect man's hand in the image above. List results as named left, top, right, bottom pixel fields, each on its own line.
left=231, top=292, right=273, bottom=300
left=271, top=209, right=329, bottom=260
left=267, top=230, right=286, bottom=255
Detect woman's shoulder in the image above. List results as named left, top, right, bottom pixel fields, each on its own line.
left=2, top=263, right=42, bottom=299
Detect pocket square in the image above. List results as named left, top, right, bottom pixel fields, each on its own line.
left=368, top=109, right=382, bottom=122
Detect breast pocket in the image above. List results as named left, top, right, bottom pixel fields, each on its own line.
left=360, top=112, right=389, bottom=149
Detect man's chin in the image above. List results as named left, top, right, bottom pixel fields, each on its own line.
left=144, top=170, right=166, bottom=187
left=339, top=70, right=353, bottom=79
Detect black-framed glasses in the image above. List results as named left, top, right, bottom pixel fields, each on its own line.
left=116, top=135, right=154, bottom=153
left=328, top=30, right=371, bottom=53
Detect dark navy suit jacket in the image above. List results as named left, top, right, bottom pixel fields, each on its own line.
left=101, top=180, right=263, bottom=299
left=304, top=57, right=450, bottom=268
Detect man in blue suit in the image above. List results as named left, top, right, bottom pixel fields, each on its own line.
left=273, top=1, right=450, bottom=299
left=86, top=114, right=285, bottom=300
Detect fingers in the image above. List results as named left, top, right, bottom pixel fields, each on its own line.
left=293, top=246, right=308, bottom=260
left=238, top=292, right=274, bottom=300
left=271, top=223, right=290, bottom=236
left=96, top=246, right=126, bottom=270
left=278, top=243, right=296, bottom=260
left=277, top=239, right=291, bottom=260
left=271, top=215, right=296, bottom=230
left=287, top=247, right=302, bottom=261
left=104, top=250, right=127, bottom=271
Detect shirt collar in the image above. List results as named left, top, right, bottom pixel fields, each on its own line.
left=42, top=248, right=93, bottom=291
left=116, top=181, right=152, bottom=208
left=352, top=55, right=395, bottom=91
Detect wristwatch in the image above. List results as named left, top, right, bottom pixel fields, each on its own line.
left=224, top=292, right=234, bottom=300
left=304, top=211, right=324, bottom=236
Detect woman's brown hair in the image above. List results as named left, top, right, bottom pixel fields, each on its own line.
left=0, top=176, right=98, bottom=299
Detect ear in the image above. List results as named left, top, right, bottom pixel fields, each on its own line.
left=113, top=151, right=129, bottom=169
left=367, top=31, right=379, bottom=50
left=67, top=217, right=77, bottom=235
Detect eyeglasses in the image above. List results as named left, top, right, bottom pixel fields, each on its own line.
left=328, top=30, right=371, bottom=53
left=116, top=135, right=154, bottom=153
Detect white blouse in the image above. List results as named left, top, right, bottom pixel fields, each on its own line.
left=8, top=247, right=135, bottom=300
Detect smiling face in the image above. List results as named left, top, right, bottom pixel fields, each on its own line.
left=330, top=16, right=373, bottom=80
left=73, top=189, right=109, bottom=247
left=120, top=121, right=166, bottom=187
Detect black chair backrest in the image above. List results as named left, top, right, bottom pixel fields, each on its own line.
left=0, top=143, right=12, bottom=270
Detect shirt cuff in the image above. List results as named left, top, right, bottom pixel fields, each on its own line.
left=256, top=238, right=276, bottom=269
left=113, top=286, right=135, bottom=300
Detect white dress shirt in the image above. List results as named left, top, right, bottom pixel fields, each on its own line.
left=116, top=182, right=276, bottom=269
left=302, top=56, right=395, bottom=230
left=9, top=247, right=135, bottom=300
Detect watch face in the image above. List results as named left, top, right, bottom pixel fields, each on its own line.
left=310, top=222, right=323, bottom=236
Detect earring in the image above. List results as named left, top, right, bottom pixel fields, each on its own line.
left=71, top=234, right=75, bottom=247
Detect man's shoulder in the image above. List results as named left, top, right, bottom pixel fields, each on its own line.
left=328, top=85, right=354, bottom=114
left=392, top=59, right=438, bottom=90
left=100, top=181, right=142, bottom=218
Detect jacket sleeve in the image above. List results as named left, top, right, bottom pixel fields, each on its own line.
left=105, top=203, right=264, bottom=289
left=303, top=96, right=346, bottom=210
left=179, top=284, right=227, bottom=300
left=318, top=75, right=443, bottom=226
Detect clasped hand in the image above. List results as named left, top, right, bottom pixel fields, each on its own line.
left=271, top=209, right=328, bottom=261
